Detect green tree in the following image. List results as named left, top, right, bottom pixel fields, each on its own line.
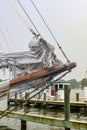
left=68, top=79, right=79, bottom=88
left=82, top=78, right=87, bottom=88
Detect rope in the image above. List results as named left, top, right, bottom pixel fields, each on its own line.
left=30, top=0, right=70, bottom=62
left=0, top=16, right=16, bottom=50
left=9, top=0, right=70, bottom=62
left=8, top=0, right=35, bottom=36
left=8, top=0, right=40, bottom=37
left=0, top=69, right=70, bottom=101
left=0, top=26, right=10, bottom=52
left=28, top=70, right=70, bottom=99
left=17, top=0, right=41, bottom=38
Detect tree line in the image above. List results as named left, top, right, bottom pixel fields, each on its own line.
left=60, top=78, right=87, bottom=89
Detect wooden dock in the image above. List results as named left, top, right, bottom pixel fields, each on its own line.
left=0, top=84, right=87, bottom=130
left=7, top=88, right=87, bottom=108
left=0, top=109, right=87, bottom=130
left=9, top=98, right=87, bottom=108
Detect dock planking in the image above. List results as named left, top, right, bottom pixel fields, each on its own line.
left=9, top=98, right=87, bottom=108
left=1, top=84, right=87, bottom=130
left=0, top=110, right=87, bottom=130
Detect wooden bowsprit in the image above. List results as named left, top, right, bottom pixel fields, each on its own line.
left=0, top=62, right=76, bottom=100
left=10, top=62, right=76, bottom=86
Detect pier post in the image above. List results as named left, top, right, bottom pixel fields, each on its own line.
left=43, top=92, right=46, bottom=107
left=21, top=120, right=26, bottom=130
left=76, top=93, right=79, bottom=101
left=7, top=91, right=10, bottom=107
left=25, top=92, right=28, bottom=105
left=64, top=83, right=70, bottom=130
left=15, top=91, right=17, bottom=110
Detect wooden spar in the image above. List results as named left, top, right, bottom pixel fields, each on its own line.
left=10, top=62, right=76, bottom=86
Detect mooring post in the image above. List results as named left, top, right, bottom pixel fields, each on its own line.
left=7, top=91, right=10, bottom=107
left=21, top=120, right=26, bottom=130
left=76, top=93, right=79, bottom=102
left=15, top=91, right=17, bottom=106
left=25, top=92, right=29, bottom=105
left=43, top=92, right=46, bottom=107
left=64, top=83, right=71, bottom=130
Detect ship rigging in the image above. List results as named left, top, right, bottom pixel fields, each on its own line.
left=0, top=0, right=76, bottom=99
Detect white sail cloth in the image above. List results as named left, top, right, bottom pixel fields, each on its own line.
left=0, top=38, right=63, bottom=77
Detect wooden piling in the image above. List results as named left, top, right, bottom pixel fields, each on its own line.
left=25, top=92, right=29, bottom=105
left=76, top=93, right=79, bottom=102
left=21, top=120, right=26, bottom=130
left=7, top=91, right=10, bottom=107
left=43, top=93, right=46, bottom=107
left=15, top=91, right=17, bottom=108
left=64, top=83, right=70, bottom=130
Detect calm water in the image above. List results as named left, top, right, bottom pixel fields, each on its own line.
left=0, top=89, right=87, bottom=130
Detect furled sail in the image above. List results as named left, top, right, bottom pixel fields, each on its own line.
left=0, top=38, right=76, bottom=97
left=0, top=38, right=63, bottom=78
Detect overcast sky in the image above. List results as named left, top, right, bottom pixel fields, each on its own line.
left=0, top=0, right=87, bottom=81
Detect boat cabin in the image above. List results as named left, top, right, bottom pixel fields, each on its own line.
left=45, top=82, right=70, bottom=101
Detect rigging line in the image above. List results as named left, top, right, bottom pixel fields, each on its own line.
left=0, top=26, right=10, bottom=52
left=0, top=105, right=22, bottom=119
left=30, top=0, right=70, bottom=62
left=26, top=71, right=69, bottom=99
left=0, top=15, right=16, bottom=50
left=8, top=0, right=35, bottom=36
left=17, top=0, right=41, bottom=37
left=30, top=91, right=43, bottom=109
left=0, top=41, right=4, bottom=51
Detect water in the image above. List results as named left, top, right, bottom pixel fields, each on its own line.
left=0, top=107, right=87, bottom=130
left=0, top=89, right=87, bottom=130
left=0, top=98, right=65, bottom=130
left=0, top=106, right=87, bottom=130
left=0, top=102, right=65, bottom=130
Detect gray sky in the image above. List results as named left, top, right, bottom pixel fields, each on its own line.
left=0, top=0, right=87, bottom=81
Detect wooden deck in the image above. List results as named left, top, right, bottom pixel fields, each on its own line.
left=9, top=98, right=87, bottom=108
left=0, top=85, right=87, bottom=130
left=0, top=109, right=87, bottom=130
